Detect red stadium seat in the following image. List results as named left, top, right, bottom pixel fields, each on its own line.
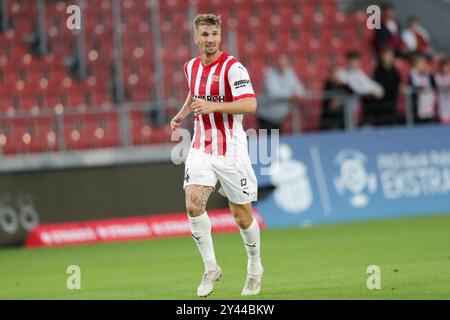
left=1, top=0, right=408, bottom=154
left=63, top=114, right=91, bottom=150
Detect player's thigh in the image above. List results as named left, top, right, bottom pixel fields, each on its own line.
left=216, top=156, right=258, bottom=205
left=183, top=150, right=217, bottom=189
left=185, top=185, right=215, bottom=217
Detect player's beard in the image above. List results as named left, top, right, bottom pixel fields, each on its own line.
left=205, top=44, right=217, bottom=56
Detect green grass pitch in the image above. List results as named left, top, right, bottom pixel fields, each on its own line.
left=0, top=214, right=449, bottom=300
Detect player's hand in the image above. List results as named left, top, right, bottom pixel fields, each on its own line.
left=170, top=114, right=185, bottom=132
left=191, top=98, right=214, bottom=115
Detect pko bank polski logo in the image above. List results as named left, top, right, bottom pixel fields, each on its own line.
left=334, top=149, right=377, bottom=208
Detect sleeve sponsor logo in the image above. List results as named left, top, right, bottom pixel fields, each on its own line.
left=234, top=80, right=251, bottom=89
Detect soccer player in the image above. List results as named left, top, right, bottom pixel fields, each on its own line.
left=170, top=14, right=263, bottom=297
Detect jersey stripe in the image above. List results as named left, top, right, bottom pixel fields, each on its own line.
left=192, top=60, right=203, bottom=149
left=188, top=58, right=198, bottom=90
left=199, top=65, right=213, bottom=154
left=205, top=65, right=218, bottom=154
left=224, top=58, right=238, bottom=102
left=209, top=62, right=225, bottom=156
left=193, top=118, right=201, bottom=150
left=186, top=58, right=198, bottom=148
left=219, top=56, right=234, bottom=156
left=224, top=59, right=238, bottom=140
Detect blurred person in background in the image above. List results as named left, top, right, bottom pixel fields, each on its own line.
left=409, top=54, right=437, bottom=123
left=370, top=46, right=402, bottom=126
left=374, top=2, right=407, bottom=57
left=257, top=54, right=305, bottom=133
left=0, top=4, right=12, bottom=31
left=0, top=5, right=5, bottom=31
left=338, top=52, right=384, bottom=99
left=338, top=51, right=384, bottom=127
left=402, top=16, right=433, bottom=58
left=434, top=58, right=450, bottom=124
left=25, top=22, right=44, bottom=56
left=320, top=66, right=350, bottom=131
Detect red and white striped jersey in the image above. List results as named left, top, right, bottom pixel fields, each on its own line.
left=184, top=52, right=256, bottom=157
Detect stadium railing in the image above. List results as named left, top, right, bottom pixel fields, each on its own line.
left=2, top=86, right=448, bottom=158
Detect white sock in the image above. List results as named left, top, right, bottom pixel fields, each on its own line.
left=239, top=218, right=263, bottom=275
left=188, top=212, right=218, bottom=273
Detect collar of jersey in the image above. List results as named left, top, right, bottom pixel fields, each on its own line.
left=199, top=52, right=228, bottom=69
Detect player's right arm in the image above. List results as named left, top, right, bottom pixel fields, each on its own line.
left=170, top=92, right=193, bottom=132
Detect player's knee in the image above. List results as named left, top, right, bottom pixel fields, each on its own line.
left=233, top=212, right=253, bottom=229
left=186, top=202, right=204, bottom=217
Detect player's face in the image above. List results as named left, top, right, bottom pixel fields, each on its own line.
left=195, top=25, right=221, bottom=56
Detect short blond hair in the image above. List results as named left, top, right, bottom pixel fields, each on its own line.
left=193, top=14, right=222, bottom=33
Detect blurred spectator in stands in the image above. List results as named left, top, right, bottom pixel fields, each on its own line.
left=257, top=54, right=305, bottom=133
left=0, top=2, right=9, bottom=31
left=374, top=3, right=407, bottom=57
left=402, top=17, right=433, bottom=57
left=0, top=4, right=7, bottom=31
left=25, top=20, right=49, bottom=56
left=338, top=51, right=384, bottom=128
left=320, top=67, right=350, bottom=131
left=339, top=51, right=384, bottom=98
left=434, top=58, right=450, bottom=124
left=409, top=54, right=437, bottom=123
left=370, top=46, right=402, bottom=126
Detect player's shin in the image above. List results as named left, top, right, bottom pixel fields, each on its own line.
left=239, top=218, right=263, bottom=275
left=188, top=212, right=218, bottom=272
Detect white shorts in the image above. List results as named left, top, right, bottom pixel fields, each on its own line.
left=183, top=148, right=258, bottom=205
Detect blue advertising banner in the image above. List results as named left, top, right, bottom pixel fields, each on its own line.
left=252, top=125, right=450, bottom=228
